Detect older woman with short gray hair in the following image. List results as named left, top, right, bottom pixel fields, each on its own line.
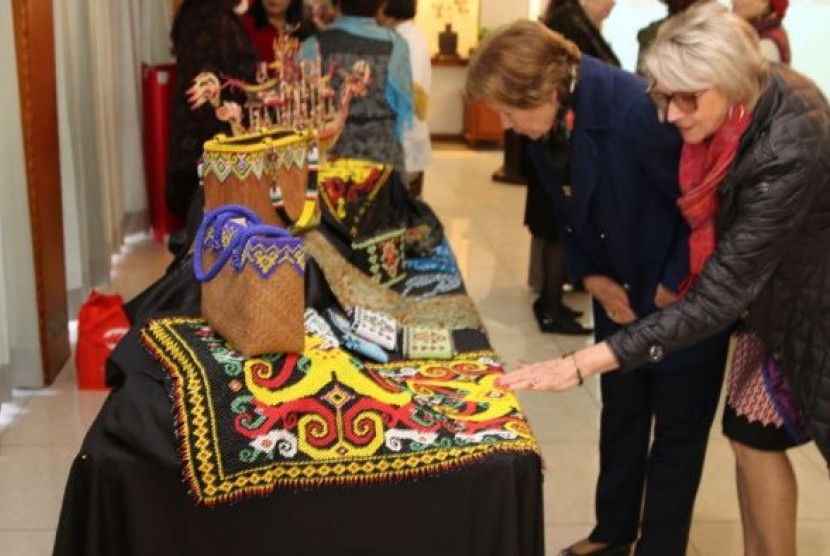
left=645, top=2, right=768, bottom=117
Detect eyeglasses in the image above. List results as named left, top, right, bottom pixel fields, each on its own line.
left=646, top=83, right=704, bottom=121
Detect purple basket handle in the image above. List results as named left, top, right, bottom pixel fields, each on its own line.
left=193, top=205, right=262, bottom=282
left=230, top=223, right=295, bottom=271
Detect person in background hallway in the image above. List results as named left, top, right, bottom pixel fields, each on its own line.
left=467, top=19, right=730, bottom=556
left=542, top=0, right=619, bottom=65
left=525, top=0, right=621, bottom=335
left=500, top=4, right=830, bottom=556
left=242, top=0, right=312, bottom=63
left=166, top=0, right=257, bottom=222
left=635, top=0, right=705, bottom=74
left=377, top=0, right=432, bottom=199
left=309, top=0, right=339, bottom=30
left=733, top=0, right=791, bottom=64
left=298, top=0, right=412, bottom=174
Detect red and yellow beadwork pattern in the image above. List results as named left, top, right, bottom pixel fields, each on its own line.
left=318, top=158, right=393, bottom=237
left=140, top=317, right=540, bottom=506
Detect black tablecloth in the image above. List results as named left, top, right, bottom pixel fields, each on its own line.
left=53, top=326, right=544, bottom=556
left=54, top=210, right=545, bottom=556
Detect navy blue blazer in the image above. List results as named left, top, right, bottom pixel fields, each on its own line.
left=529, top=56, right=727, bottom=370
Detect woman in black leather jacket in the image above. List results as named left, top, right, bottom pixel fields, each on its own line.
left=499, top=3, right=830, bottom=555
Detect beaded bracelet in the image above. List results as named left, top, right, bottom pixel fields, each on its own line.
left=569, top=353, right=585, bottom=387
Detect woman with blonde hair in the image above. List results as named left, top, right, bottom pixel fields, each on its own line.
left=500, top=3, right=830, bottom=554
left=466, top=18, right=730, bottom=556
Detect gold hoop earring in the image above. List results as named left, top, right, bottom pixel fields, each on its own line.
left=729, top=103, right=746, bottom=119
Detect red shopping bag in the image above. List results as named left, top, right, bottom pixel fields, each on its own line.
left=75, top=290, right=130, bottom=390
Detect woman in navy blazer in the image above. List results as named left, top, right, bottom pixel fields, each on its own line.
left=466, top=21, right=729, bottom=556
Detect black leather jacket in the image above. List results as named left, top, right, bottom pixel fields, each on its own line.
left=607, top=66, right=830, bottom=464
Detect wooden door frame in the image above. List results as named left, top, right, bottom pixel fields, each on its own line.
left=11, top=0, right=70, bottom=386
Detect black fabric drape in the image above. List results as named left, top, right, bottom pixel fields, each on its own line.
left=54, top=323, right=544, bottom=556
left=57, top=194, right=544, bottom=555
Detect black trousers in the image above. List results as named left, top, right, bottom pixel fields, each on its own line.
left=589, top=345, right=728, bottom=555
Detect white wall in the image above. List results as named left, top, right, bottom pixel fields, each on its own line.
left=424, top=0, right=532, bottom=135
left=416, top=0, right=483, bottom=59
left=141, top=0, right=175, bottom=66
left=0, top=0, right=15, bottom=402
left=480, top=0, right=530, bottom=33
left=428, top=66, right=467, bottom=135
left=0, top=0, right=46, bottom=388
left=786, top=0, right=830, bottom=95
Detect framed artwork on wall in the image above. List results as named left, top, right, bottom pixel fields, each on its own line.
left=416, top=0, right=481, bottom=60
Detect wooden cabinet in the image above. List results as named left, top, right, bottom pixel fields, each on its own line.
left=463, top=99, right=503, bottom=147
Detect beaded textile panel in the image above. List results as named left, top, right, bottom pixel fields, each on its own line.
left=140, top=318, right=540, bottom=506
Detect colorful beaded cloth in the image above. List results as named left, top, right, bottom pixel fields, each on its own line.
left=318, top=158, right=393, bottom=238
left=140, top=317, right=540, bottom=506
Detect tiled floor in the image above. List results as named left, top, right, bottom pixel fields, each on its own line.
left=1, top=146, right=828, bottom=555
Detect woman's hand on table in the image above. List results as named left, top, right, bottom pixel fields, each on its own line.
left=582, top=275, right=637, bottom=324
left=499, top=357, right=583, bottom=391
left=497, top=343, right=620, bottom=392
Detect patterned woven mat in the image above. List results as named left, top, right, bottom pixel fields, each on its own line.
left=140, top=317, right=540, bottom=506
left=303, top=230, right=482, bottom=329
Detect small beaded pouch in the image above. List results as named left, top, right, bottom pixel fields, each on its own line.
left=326, top=308, right=389, bottom=363
left=402, top=327, right=455, bottom=360
left=304, top=308, right=340, bottom=350
left=349, top=307, right=397, bottom=351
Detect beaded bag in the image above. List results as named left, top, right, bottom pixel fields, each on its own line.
left=194, top=204, right=305, bottom=356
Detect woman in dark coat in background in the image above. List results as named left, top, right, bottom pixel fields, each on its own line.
left=166, top=0, right=258, bottom=222
left=542, top=0, right=619, bottom=66
left=524, top=0, right=619, bottom=335
left=468, top=19, right=730, bottom=556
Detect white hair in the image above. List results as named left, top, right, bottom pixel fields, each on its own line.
left=643, top=1, right=769, bottom=106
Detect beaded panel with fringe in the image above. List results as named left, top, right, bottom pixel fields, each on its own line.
left=140, top=317, right=540, bottom=506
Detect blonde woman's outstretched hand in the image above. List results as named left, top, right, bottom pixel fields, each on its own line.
left=497, top=357, right=582, bottom=392
left=496, top=343, right=621, bottom=392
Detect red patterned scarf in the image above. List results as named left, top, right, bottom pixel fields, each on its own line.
left=677, top=105, right=752, bottom=295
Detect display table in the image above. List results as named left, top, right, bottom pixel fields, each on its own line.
left=53, top=324, right=544, bottom=556
left=52, top=232, right=546, bottom=556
